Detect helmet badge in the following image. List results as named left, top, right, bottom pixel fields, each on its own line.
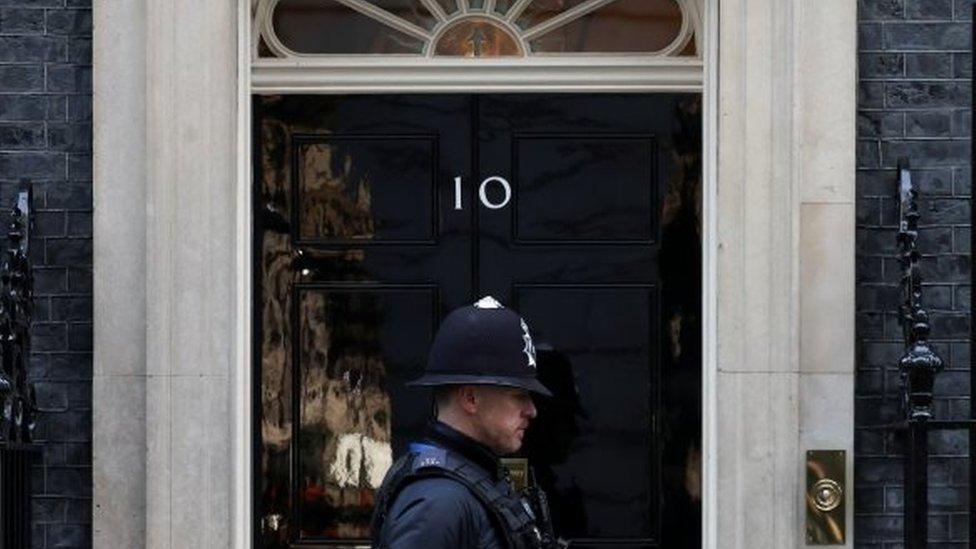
left=474, top=295, right=504, bottom=309
left=520, top=318, right=537, bottom=369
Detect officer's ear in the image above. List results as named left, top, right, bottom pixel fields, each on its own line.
left=456, top=385, right=480, bottom=415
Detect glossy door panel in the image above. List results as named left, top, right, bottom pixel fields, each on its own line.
left=293, top=136, right=438, bottom=244
left=517, top=286, right=658, bottom=540
left=254, top=95, right=472, bottom=545
left=294, top=286, right=436, bottom=538
left=477, top=95, right=679, bottom=546
left=513, top=135, right=658, bottom=243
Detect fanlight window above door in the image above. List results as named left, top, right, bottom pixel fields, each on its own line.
left=253, top=0, right=701, bottom=59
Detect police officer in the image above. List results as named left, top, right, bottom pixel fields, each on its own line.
left=371, top=296, right=562, bottom=549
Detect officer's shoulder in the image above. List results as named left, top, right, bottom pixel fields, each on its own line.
left=409, top=444, right=448, bottom=471
left=400, top=477, right=476, bottom=502
left=395, top=476, right=482, bottom=513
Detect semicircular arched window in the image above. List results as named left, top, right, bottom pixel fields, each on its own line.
left=253, top=0, right=700, bottom=59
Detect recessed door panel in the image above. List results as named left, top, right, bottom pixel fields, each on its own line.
left=516, top=286, right=658, bottom=540
left=254, top=94, right=472, bottom=546
left=514, top=135, right=658, bottom=243
left=477, top=94, right=678, bottom=546
left=293, top=136, right=438, bottom=244
left=295, top=286, right=436, bottom=538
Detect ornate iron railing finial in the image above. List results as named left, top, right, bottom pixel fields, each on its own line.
left=896, top=158, right=944, bottom=421
left=0, top=180, right=34, bottom=443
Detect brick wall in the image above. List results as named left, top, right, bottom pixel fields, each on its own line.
left=0, top=0, right=92, bottom=548
left=857, top=0, right=972, bottom=546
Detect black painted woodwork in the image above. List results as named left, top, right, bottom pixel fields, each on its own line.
left=253, top=94, right=702, bottom=548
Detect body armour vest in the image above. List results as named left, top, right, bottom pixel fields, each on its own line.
left=371, top=442, right=546, bottom=549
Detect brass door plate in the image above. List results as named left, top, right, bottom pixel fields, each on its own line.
left=501, top=458, right=529, bottom=493
left=806, top=450, right=846, bottom=545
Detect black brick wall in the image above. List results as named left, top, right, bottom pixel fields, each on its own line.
left=0, top=1, right=92, bottom=548
left=857, top=0, right=972, bottom=547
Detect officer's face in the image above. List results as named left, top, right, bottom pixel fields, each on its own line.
left=472, top=386, right=537, bottom=455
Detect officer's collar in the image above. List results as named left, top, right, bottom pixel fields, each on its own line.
left=425, top=420, right=504, bottom=479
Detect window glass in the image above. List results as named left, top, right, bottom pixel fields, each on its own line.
left=493, top=0, right=516, bottom=14
left=515, top=0, right=592, bottom=30
left=273, top=0, right=425, bottom=54
left=267, top=0, right=689, bottom=56
left=434, top=0, right=458, bottom=15
left=370, top=0, right=439, bottom=29
left=529, top=0, right=683, bottom=53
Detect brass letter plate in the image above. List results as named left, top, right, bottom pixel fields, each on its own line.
left=806, top=450, right=846, bottom=545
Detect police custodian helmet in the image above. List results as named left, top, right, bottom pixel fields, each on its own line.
left=407, top=296, right=553, bottom=397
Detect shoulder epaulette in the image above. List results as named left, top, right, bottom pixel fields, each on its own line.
left=409, top=442, right=447, bottom=470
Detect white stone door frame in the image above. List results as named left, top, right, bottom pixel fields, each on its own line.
left=241, top=2, right=717, bottom=546
left=242, top=4, right=717, bottom=549
left=92, top=0, right=855, bottom=547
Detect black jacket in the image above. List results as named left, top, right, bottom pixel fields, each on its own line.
left=373, top=422, right=509, bottom=549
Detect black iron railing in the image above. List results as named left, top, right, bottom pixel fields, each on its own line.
left=0, top=181, right=38, bottom=549
left=894, top=160, right=976, bottom=548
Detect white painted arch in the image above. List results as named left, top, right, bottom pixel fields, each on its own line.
left=92, top=0, right=856, bottom=547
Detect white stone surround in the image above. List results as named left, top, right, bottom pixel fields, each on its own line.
left=93, top=0, right=240, bottom=546
left=92, top=0, right=855, bottom=547
left=715, top=0, right=856, bottom=545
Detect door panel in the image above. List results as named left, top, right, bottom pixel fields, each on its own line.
left=292, top=136, right=438, bottom=244
left=513, top=135, right=657, bottom=242
left=254, top=94, right=700, bottom=548
left=517, top=286, right=658, bottom=542
left=477, top=95, right=671, bottom=546
left=294, top=286, right=437, bottom=538
left=254, top=95, right=472, bottom=544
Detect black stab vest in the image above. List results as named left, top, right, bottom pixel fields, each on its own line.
left=371, top=443, right=544, bottom=549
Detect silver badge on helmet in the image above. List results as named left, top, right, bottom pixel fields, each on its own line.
left=474, top=295, right=504, bottom=309
left=520, top=318, right=537, bottom=369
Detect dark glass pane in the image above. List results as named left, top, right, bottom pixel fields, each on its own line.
left=516, top=0, right=591, bottom=29
left=514, top=136, right=656, bottom=242
left=273, top=0, right=425, bottom=54
left=470, top=0, right=485, bottom=9
left=296, top=288, right=435, bottom=540
left=295, top=137, right=436, bottom=243
left=435, top=0, right=459, bottom=15
left=494, top=0, right=516, bottom=14
left=528, top=0, right=683, bottom=53
left=519, top=287, right=657, bottom=539
left=370, top=0, right=438, bottom=29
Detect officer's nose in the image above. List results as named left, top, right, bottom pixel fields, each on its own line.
left=524, top=398, right=537, bottom=419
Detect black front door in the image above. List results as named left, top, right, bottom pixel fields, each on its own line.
left=254, top=94, right=702, bottom=548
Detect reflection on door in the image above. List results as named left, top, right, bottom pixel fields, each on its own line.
left=254, top=94, right=702, bottom=547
